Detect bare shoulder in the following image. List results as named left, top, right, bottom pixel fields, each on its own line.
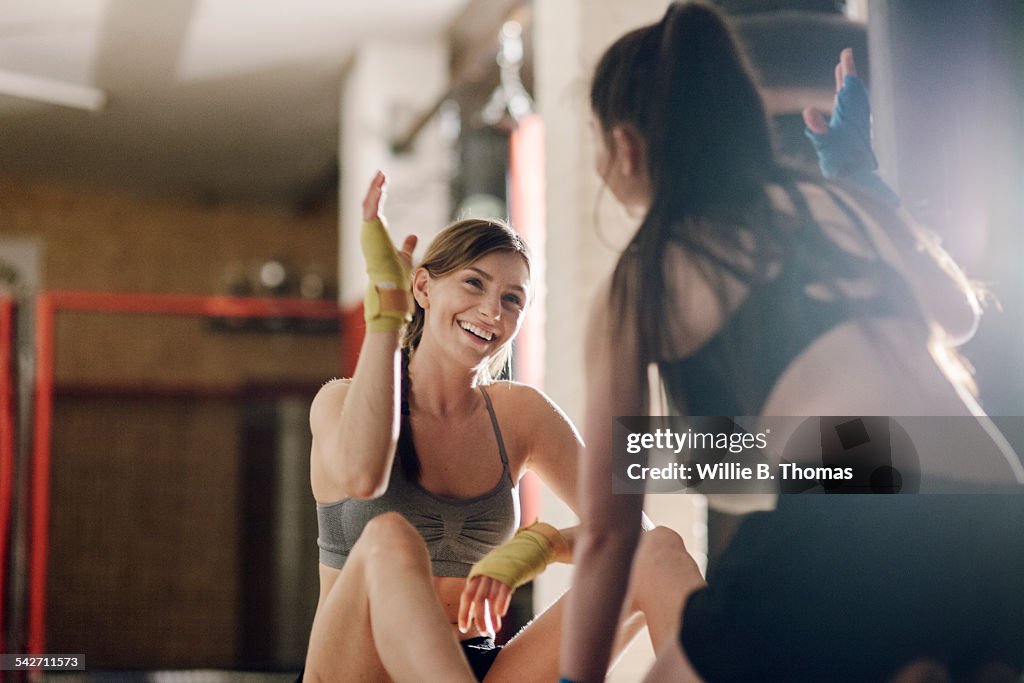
left=483, top=380, right=557, bottom=416
left=483, top=381, right=581, bottom=441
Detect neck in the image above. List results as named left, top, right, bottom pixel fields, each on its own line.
left=406, top=342, right=481, bottom=417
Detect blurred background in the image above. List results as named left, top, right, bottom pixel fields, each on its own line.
left=0, top=0, right=1020, bottom=679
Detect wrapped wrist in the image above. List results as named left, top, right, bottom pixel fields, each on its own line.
left=363, top=284, right=412, bottom=332
left=467, top=520, right=569, bottom=589
left=361, top=217, right=412, bottom=331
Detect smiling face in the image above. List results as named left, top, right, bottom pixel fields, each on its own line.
left=413, top=250, right=530, bottom=373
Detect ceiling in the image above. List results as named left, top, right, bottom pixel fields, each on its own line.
left=0, top=0, right=473, bottom=210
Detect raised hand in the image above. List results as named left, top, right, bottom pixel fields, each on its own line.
left=361, top=171, right=417, bottom=332
left=803, top=49, right=901, bottom=207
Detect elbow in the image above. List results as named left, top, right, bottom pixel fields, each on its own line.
left=330, top=446, right=394, bottom=500
left=338, top=471, right=389, bottom=500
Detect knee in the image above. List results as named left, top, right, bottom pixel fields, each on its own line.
left=628, top=526, right=699, bottom=613
left=355, top=512, right=429, bottom=568
left=635, top=526, right=688, bottom=572
left=631, top=525, right=703, bottom=589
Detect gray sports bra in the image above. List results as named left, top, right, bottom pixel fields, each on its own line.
left=316, top=386, right=519, bottom=577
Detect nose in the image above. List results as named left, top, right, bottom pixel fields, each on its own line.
left=479, top=293, right=501, bottom=319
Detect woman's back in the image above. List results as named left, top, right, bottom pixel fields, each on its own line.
left=655, top=179, right=1019, bottom=486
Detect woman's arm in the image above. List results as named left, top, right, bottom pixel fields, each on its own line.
left=560, top=283, right=649, bottom=683
left=309, top=171, right=417, bottom=502
left=803, top=50, right=980, bottom=344
left=520, top=382, right=585, bottom=514
left=309, top=333, right=403, bottom=502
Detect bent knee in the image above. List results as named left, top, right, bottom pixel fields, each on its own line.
left=363, top=511, right=418, bottom=539
left=632, top=526, right=695, bottom=578
left=637, top=526, right=687, bottom=561
left=355, top=512, right=429, bottom=565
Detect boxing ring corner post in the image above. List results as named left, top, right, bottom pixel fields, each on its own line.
left=28, top=292, right=54, bottom=657
left=25, top=290, right=345, bottom=656
left=0, top=295, right=17, bottom=655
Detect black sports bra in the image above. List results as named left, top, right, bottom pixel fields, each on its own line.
left=660, top=184, right=916, bottom=417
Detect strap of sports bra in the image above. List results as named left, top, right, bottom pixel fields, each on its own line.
left=479, top=386, right=515, bottom=487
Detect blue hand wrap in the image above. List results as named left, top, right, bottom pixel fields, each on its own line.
left=804, top=75, right=901, bottom=207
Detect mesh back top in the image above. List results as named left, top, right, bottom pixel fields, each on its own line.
left=661, top=183, right=912, bottom=417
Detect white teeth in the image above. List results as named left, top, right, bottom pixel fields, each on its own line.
left=459, top=321, right=493, bottom=341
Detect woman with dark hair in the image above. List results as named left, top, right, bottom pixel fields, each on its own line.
left=301, top=172, right=696, bottom=682
left=560, top=3, right=1023, bottom=682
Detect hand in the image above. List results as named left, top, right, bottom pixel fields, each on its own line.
left=803, top=48, right=858, bottom=136
left=360, top=171, right=417, bottom=331
left=802, top=49, right=901, bottom=207
left=802, top=48, right=875, bottom=177
left=457, top=574, right=513, bottom=637
left=362, top=171, right=417, bottom=267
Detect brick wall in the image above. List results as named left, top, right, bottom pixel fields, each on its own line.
left=1, top=175, right=337, bottom=667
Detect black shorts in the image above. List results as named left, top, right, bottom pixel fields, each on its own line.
left=461, top=635, right=502, bottom=681
left=294, top=636, right=501, bottom=682
left=679, top=494, right=1024, bottom=682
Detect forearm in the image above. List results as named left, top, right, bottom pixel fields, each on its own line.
left=561, top=416, right=644, bottom=680
left=559, top=288, right=649, bottom=681
left=560, top=496, right=644, bottom=682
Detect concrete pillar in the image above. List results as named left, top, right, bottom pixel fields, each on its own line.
left=534, top=2, right=707, bottom=678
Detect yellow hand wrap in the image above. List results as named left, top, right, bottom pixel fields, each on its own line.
left=361, top=217, right=413, bottom=333
left=467, top=520, right=570, bottom=589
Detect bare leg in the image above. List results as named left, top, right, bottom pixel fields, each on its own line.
left=632, top=527, right=707, bottom=683
left=304, top=512, right=475, bottom=683
left=628, top=526, right=706, bottom=651
left=482, top=587, right=646, bottom=682
left=481, top=526, right=702, bottom=682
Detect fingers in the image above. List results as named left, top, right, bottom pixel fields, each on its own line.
left=835, top=47, right=857, bottom=95
left=802, top=107, right=829, bottom=135
left=840, top=47, right=857, bottom=80
left=485, top=581, right=503, bottom=634
left=458, top=577, right=480, bottom=633
left=398, top=234, right=418, bottom=267
left=460, top=576, right=489, bottom=634
left=362, top=170, right=386, bottom=222
left=458, top=577, right=511, bottom=636
left=497, top=584, right=513, bottom=619
left=468, top=577, right=491, bottom=635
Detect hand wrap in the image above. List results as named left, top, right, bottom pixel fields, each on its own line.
left=361, top=217, right=413, bottom=332
left=804, top=74, right=902, bottom=208
left=467, top=520, right=570, bottom=589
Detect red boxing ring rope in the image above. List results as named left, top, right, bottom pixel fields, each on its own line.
left=27, top=290, right=347, bottom=656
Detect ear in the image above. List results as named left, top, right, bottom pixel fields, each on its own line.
left=412, top=267, right=431, bottom=309
left=611, top=124, right=646, bottom=177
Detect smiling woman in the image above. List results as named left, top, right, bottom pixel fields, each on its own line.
left=300, top=171, right=699, bottom=682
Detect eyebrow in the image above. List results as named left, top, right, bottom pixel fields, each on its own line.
left=466, top=266, right=528, bottom=295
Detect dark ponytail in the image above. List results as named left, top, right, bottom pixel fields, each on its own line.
left=396, top=346, right=420, bottom=482
left=596, top=2, right=781, bottom=369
